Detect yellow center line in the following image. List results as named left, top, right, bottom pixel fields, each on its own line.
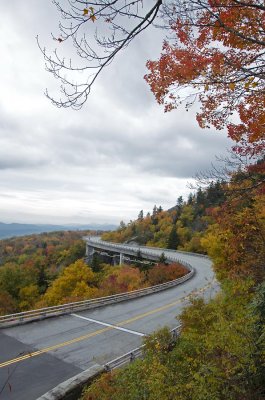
left=0, top=282, right=213, bottom=368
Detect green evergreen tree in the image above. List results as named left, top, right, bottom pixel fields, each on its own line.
left=152, top=205, right=158, bottom=217
left=91, top=253, right=102, bottom=273
left=37, top=266, right=48, bottom=294
left=177, top=195, right=183, bottom=208
left=187, top=193, right=194, bottom=205
left=167, top=225, right=180, bottom=250
left=119, top=220, right=126, bottom=230
left=158, top=252, right=167, bottom=264
left=138, top=210, right=144, bottom=221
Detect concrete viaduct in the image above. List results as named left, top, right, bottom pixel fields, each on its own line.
left=84, top=236, right=193, bottom=267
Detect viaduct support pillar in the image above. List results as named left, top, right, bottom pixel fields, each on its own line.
left=85, top=244, right=95, bottom=264
left=86, top=244, right=94, bottom=257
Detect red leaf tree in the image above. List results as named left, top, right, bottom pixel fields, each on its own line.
left=145, top=0, right=265, bottom=156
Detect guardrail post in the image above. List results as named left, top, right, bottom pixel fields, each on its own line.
left=172, top=329, right=177, bottom=340
left=119, top=253, right=124, bottom=265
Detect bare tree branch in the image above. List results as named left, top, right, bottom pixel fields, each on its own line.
left=38, top=0, right=162, bottom=108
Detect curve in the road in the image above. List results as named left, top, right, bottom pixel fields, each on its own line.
left=0, top=240, right=217, bottom=400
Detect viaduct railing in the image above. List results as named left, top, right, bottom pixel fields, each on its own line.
left=0, top=270, right=194, bottom=328
left=85, top=236, right=209, bottom=263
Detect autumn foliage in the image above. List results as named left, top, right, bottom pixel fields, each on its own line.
left=202, top=160, right=265, bottom=283
left=147, top=263, right=188, bottom=285
left=38, top=260, right=98, bottom=307
left=145, top=0, right=265, bottom=155
left=0, top=231, right=87, bottom=313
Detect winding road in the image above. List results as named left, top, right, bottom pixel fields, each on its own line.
left=0, top=241, right=217, bottom=400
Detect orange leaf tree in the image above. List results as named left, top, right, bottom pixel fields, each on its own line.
left=201, top=160, right=265, bottom=283
left=145, top=0, right=265, bottom=155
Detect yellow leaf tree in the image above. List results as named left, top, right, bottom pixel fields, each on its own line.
left=41, top=260, right=98, bottom=306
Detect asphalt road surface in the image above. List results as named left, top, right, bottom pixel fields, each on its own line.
left=0, top=250, right=217, bottom=400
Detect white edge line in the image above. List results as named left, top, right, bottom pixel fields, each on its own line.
left=71, top=313, right=146, bottom=337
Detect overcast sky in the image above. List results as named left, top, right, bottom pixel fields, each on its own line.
left=0, top=1, right=233, bottom=225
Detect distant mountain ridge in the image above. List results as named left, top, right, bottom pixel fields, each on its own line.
left=0, top=222, right=116, bottom=239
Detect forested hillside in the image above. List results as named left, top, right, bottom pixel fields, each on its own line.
left=0, top=230, right=87, bottom=314
left=102, top=181, right=226, bottom=253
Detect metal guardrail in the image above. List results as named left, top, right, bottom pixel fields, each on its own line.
left=0, top=271, right=194, bottom=328
left=35, top=326, right=183, bottom=400
left=104, top=325, right=182, bottom=371
left=0, top=238, right=197, bottom=328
